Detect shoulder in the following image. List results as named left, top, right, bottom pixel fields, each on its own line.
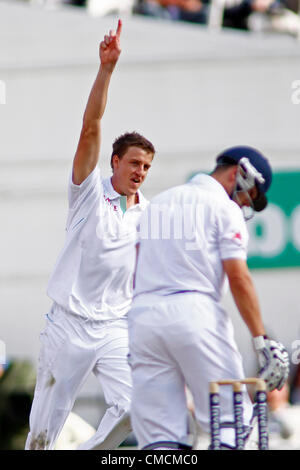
left=148, top=185, right=184, bottom=205
left=68, top=165, right=102, bottom=211
left=215, top=196, right=247, bottom=233
left=226, top=199, right=245, bottom=223
left=70, top=165, right=101, bottom=191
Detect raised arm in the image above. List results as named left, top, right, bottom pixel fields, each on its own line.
left=72, top=19, right=122, bottom=185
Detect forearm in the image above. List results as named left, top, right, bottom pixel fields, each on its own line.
left=229, top=273, right=266, bottom=337
left=82, top=65, right=114, bottom=128
left=72, top=21, right=122, bottom=185
left=72, top=67, right=112, bottom=184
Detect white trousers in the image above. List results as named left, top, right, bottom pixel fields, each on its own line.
left=128, top=293, right=253, bottom=449
left=25, top=304, right=132, bottom=450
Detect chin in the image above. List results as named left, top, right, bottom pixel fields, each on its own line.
left=128, top=185, right=140, bottom=195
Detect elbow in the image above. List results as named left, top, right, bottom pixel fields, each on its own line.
left=80, top=120, right=100, bottom=140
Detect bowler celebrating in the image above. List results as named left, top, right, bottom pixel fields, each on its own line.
left=26, top=20, right=155, bottom=450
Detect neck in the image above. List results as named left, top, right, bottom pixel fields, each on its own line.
left=211, top=172, right=233, bottom=197
left=111, top=174, right=123, bottom=195
left=110, top=176, right=139, bottom=210
left=127, top=193, right=139, bottom=209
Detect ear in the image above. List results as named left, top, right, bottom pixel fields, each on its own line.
left=226, top=166, right=238, bottom=197
left=229, top=165, right=238, bottom=183
left=112, top=154, right=119, bottom=172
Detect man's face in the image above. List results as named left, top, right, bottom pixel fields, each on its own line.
left=233, top=186, right=258, bottom=208
left=112, top=146, right=153, bottom=196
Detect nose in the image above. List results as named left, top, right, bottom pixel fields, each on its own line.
left=136, top=165, right=145, bottom=178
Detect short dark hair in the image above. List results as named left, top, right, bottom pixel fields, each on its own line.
left=111, top=132, right=155, bottom=170
left=211, top=159, right=237, bottom=175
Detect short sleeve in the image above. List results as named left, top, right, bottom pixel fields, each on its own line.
left=66, top=166, right=103, bottom=231
left=68, top=166, right=102, bottom=209
left=217, top=201, right=249, bottom=260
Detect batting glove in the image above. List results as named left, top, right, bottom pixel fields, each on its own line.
left=253, top=336, right=290, bottom=392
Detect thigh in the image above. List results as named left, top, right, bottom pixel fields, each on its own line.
left=130, top=294, right=252, bottom=438
left=37, top=306, right=98, bottom=411
left=35, top=312, right=68, bottom=393
left=162, top=296, right=253, bottom=433
left=27, top=311, right=95, bottom=449
left=179, top=331, right=252, bottom=432
left=128, top=310, right=189, bottom=448
left=93, top=319, right=131, bottom=409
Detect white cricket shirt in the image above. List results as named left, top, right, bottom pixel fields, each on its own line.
left=133, top=173, right=248, bottom=303
left=47, top=166, right=148, bottom=321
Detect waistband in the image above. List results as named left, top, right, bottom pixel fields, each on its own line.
left=48, top=302, right=127, bottom=326
left=132, top=291, right=218, bottom=307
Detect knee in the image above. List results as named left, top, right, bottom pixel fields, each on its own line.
left=109, top=403, right=131, bottom=421
left=110, top=395, right=131, bottom=416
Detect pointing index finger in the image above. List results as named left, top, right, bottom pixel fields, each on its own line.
left=116, top=19, right=122, bottom=38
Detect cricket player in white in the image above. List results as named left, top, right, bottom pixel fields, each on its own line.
left=128, top=147, right=289, bottom=450
left=25, top=20, right=155, bottom=450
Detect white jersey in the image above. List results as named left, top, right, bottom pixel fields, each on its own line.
left=47, top=166, right=148, bottom=321
left=133, top=173, right=248, bottom=303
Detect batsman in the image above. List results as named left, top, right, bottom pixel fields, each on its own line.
left=128, top=147, right=290, bottom=450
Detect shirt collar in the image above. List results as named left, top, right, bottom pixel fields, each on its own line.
left=135, top=190, right=148, bottom=210
left=102, top=177, right=121, bottom=201
left=189, top=173, right=230, bottom=200
left=102, top=177, right=148, bottom=210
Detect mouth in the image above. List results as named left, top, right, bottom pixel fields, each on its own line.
left=130, top=178, right=141, bottom=186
